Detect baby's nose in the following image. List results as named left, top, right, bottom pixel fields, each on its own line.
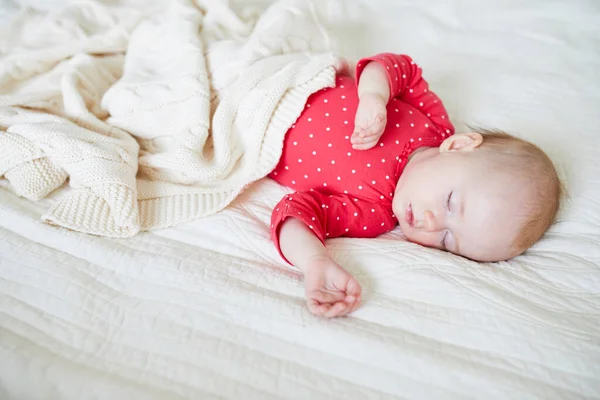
left=415, top=210, right=439, bottom=232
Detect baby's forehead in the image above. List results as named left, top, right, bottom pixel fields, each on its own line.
left=464, top=173, right=528, bottom=224
left=468, top=158, right=532, bottom=190
left=472, top=173, right=534, bottom=214
left=459, top=194, right=523, bottom=260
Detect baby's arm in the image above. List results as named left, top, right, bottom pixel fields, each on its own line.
left=279, top=218, right=361, bottom=318
left=351, top=62, right=390, bottom=150
left=271, top=191, right=395, bottom=317
left=357, top=61, right=390, bottom=101
left=356, top=53, right=455, bottom=136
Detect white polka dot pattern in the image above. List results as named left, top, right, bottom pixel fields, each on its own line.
left=269, top=53, right=455, bottom=254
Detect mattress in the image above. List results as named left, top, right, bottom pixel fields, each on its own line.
left=1, top=0, right=599, bottom=399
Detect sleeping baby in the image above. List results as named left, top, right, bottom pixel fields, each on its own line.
left=268, top=53, right=561, bottom=318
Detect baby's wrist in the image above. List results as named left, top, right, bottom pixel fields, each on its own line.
left=295, top=251, right=332, bottom=273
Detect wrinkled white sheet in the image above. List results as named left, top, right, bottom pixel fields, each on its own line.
left=1, top=0, right=599, bottom=398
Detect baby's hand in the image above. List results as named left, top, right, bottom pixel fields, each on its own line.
left=351, top=92, right=387, bottom=150
left=302, top=254, right=362, bottom=318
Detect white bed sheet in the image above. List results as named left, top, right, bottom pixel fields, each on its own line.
left=1, top=0, right=600, bottom=399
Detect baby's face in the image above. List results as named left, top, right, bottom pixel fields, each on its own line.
left=392, top=143, right=527, bottom=262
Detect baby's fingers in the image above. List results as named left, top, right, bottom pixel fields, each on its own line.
left=323, top=301, right=349, bottom=318
left=351, top=138, right=379, bottom=150
left=348, top=294, right=362, bottom=313
left=351, top=128, right=378, bottom=141
left=346, top=278, right=362, bottom=297
left=307, top=299, right=331, bottom=317
left=351, top=128, right=384, bottom=150
left=309, top=290, right=345, bottom=305
left=351, top=129, right=376, bottom=142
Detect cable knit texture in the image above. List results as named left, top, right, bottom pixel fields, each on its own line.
left=0, top=0, right=342, bottom=237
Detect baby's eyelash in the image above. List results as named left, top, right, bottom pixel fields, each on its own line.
left=441, top=191, right=453, bottom=248
left=440, top=231, right=448, bottom=248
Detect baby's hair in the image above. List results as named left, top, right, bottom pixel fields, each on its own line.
left=471, top=127, right=562, bottom=255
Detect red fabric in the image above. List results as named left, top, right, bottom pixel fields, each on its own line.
left=269, top=53, right=455, bottom=262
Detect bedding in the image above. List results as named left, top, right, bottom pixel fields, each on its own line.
left=1, top=0, right=600, bottom=399
left=0, top=0, right=341, bottom=237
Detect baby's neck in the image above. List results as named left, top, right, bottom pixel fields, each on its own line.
left=407, top=146, right=434, bottom=162
left=393, top=146, right=436, bottom=190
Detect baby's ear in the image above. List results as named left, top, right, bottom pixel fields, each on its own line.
left=440, top=133, right=483, bottom=152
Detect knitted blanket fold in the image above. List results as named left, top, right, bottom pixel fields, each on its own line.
left=0, top=0, right=342, bottom=237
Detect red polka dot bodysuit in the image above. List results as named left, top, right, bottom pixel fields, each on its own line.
left=269, top=53, right=455, bottom=261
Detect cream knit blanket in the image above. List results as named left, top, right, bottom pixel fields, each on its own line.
left=0, top=0, right=342, bottom=237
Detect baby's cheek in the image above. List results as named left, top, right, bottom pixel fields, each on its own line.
left=404, top=231, right=439, bottom=250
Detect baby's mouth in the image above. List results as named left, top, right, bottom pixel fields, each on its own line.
left=405, top=204, right=414, bottom=227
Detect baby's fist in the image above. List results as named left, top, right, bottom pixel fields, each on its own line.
left=351, top=92, right=387, bottom=150
left=303, top=255, right=362, bottom=318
